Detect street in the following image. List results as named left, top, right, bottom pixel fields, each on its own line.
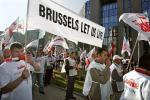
left=33, top=84, right=84, bottom=100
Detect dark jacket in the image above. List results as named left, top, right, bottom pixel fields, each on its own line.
left=64, top=59, right=73, bottom=75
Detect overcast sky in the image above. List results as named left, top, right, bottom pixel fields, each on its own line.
left=0, top=0, right=86, bottom=31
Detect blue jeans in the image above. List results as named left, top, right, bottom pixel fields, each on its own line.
left=32, top=73, right=44, bottom=93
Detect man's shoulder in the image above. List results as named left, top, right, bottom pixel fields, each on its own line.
left=123, top=70, right=150, bottom=81
left=123, top=70, right=135, bottom=77
left=0, top=62, right=9, bottom=73
left=1, top=60, right=25, bottom=67
left=0, top=61, right=12, bottom=67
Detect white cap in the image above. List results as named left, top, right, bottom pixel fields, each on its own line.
left=113, top=55, right=123, bottom=61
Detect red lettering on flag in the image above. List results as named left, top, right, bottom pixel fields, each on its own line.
left=132, top=15, right=150, bottom=32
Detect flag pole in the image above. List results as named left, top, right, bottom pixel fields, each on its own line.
left=17, top=17, right=19, bottom=34
left=127, top=33, right=140, bottom=71
left=24, top=0, right=30, bottom=49
left=35, top=31, right=40, bottom=58
left=83, top=43, right=84, bottom=51
left=24, top=0, right=30, bottom=83
left=138, top=40, right=140, bottom=65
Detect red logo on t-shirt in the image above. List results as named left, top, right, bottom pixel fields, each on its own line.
left=125, top=79, right=139, bottom=89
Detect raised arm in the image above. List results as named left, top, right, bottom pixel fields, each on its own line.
left=1, top=67, right=29, bottom=94
left=26, top=54, right=40, bottom=72
left=90, top=66, right=110, bottom=84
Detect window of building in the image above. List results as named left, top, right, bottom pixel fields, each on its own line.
left=141, top=0, right=150, bottom=54
left=101, top=2, right=118, bottom=45
left=123, top=0, right=132, bottom=13
left=127, top=0, right=132, bottom=12
left=142, top=0, right=150, bottom=20
left=85, top=0, right=90, bottom=19
left=102, top=3, right=118, bottom=28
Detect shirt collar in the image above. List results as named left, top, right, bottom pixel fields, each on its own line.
left=135, top=68, right=150, bottom=76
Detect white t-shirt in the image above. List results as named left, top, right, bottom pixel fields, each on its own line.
left=0, top=60, right=32, bottom=100
left=67, top=57, right=77, bottom=76
left=33, top=56, right=47, bottom=73
left=46, top=55, right=56, bottom=68
left=120, top=70, right=150, bottom=100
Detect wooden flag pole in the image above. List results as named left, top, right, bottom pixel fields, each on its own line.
left=127, top=33, right=140, bottom=71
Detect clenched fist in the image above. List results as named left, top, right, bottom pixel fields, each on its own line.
left=21, top=67, right=29, bottom=79
left=105, top=58, right=111, bottom=67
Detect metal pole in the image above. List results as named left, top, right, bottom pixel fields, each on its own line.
left=83, top=43, right=84, bottom=51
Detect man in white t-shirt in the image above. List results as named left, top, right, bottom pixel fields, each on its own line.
left=32, top=50, right=46, bottom=94
left=120, top=54, right=150, bottom=100
left=0, top=42, right=40, bottom=100
left=65, top=50, right=78, bottom=100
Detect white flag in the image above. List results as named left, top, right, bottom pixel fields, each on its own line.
left=79, top=2, right=85, bottom=17
left=26, top=39, right=39, bottom=48
left=3, top=17, right=19, bottom=46
left=43, top=40, right=51, bottom=52
left=4, top=37, right=14, bottom=49
left=119, top=13, right=150, bottom=39
left=137, top=32, right=150, bottom=45
left=48, top=36, right=69, bottom=49
left=121, top=36, right=131, bottom=56
left=16, top=19, right=25, bottom=33
left=87, top=47, right=95, bottom=58
left=80, top=50, right=87, bottom=60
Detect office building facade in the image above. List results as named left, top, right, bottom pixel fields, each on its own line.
left=85, top=0, right=150, bottom=60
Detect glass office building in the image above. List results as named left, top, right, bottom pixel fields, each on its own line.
left=141, top=0, right=150, bottom=18
left=101, top=2, right=118, bottom=45
left=85, top=0, right=150, bottom=59
left=102, top=3, right=118, bottom=29
left=85, top=0, right=91, bottom=19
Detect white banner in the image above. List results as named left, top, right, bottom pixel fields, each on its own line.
left=28, top=0, right=105, bottom=47
left=119, top=13, right=150, bottom=38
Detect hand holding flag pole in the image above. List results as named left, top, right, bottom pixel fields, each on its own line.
left=126, top=35, right=138, bottom=71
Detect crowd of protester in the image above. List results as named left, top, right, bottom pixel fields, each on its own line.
left=82, top=48, right=150, bottom=100
left=0, top=42, right=149, bottom=100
